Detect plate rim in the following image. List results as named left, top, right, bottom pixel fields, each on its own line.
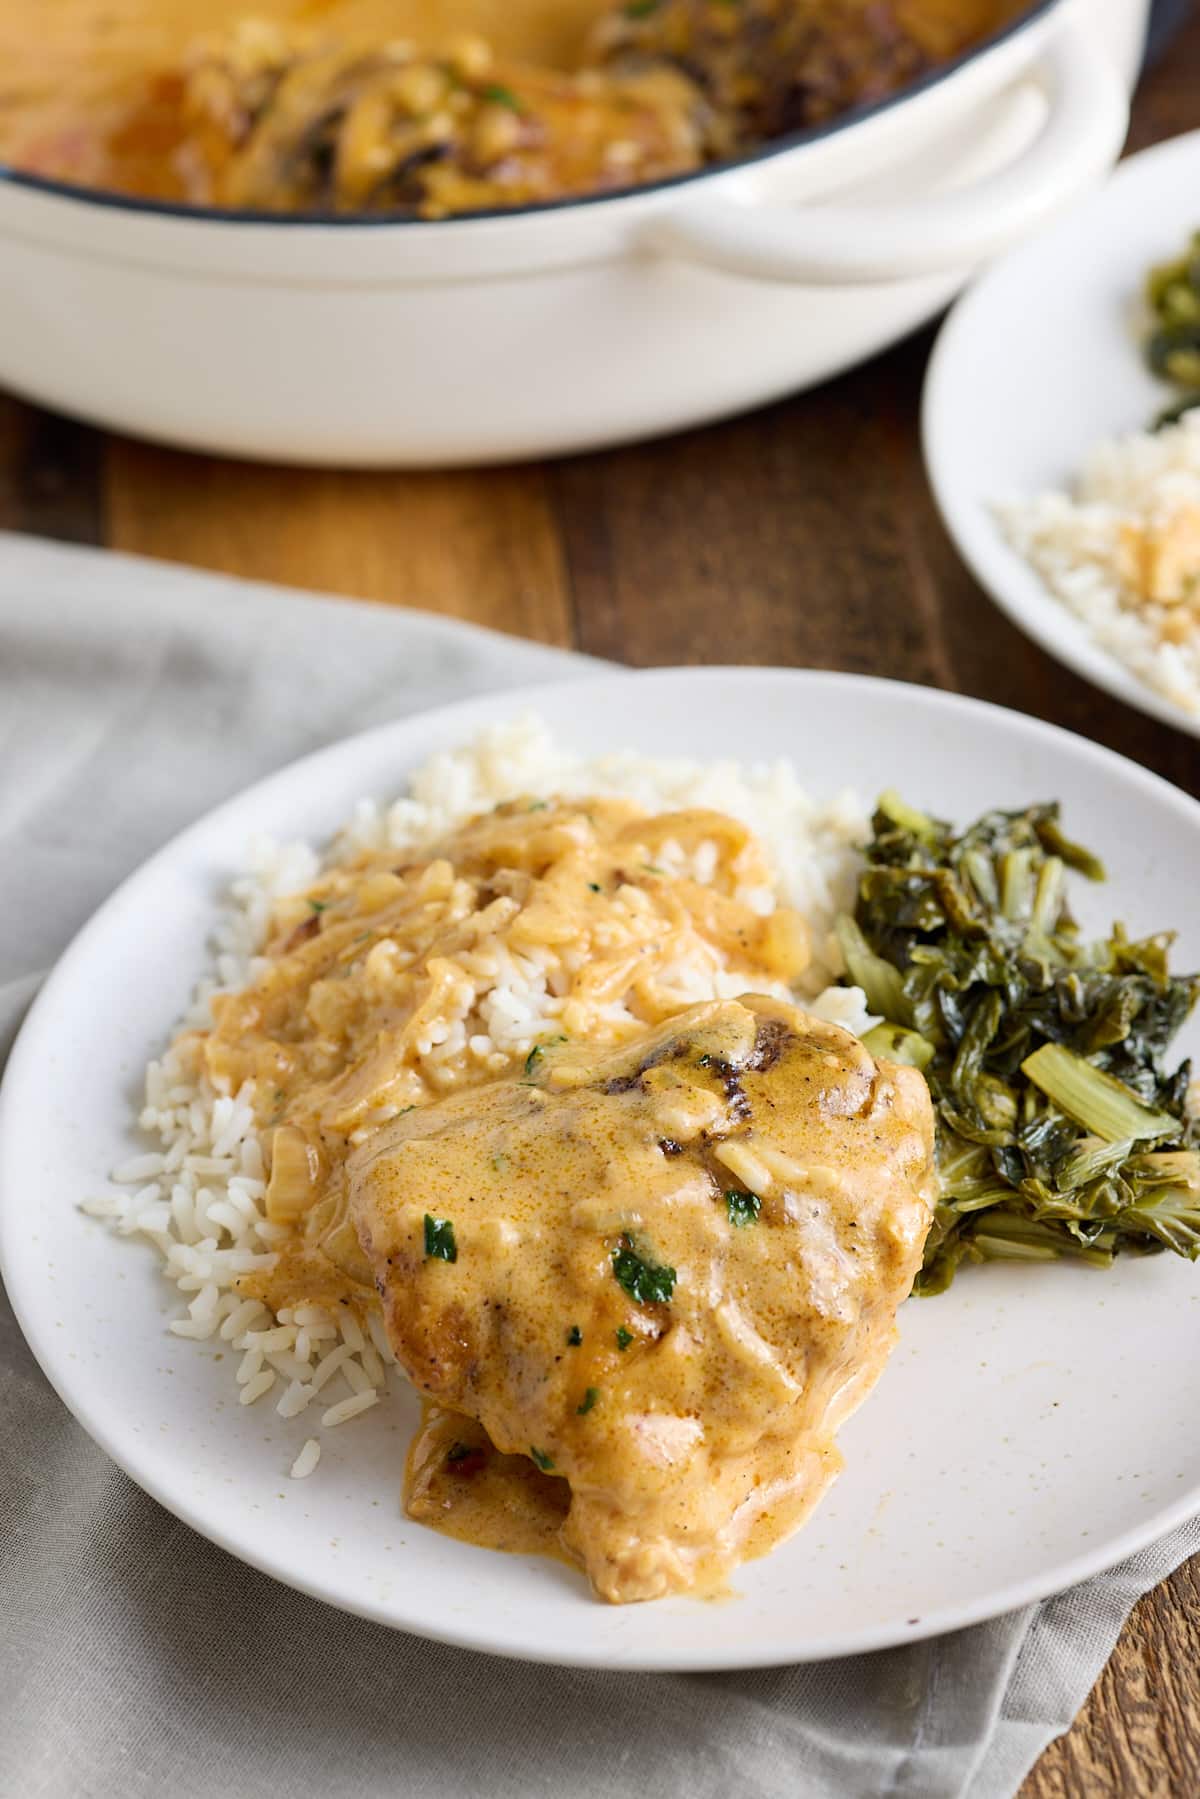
left=922, top=126, right=1200, bottom=744
left=4, top=663, right=1200, bottom=1671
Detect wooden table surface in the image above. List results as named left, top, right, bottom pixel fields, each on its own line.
left=3, top=14, right=1200, bottom=1793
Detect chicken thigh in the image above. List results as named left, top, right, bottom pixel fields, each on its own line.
left=350, top=994, right=935, bottom=1601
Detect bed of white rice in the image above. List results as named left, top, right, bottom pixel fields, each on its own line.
left=82, top=716, right=871, bottom=1479
left=999, top=411, right=1200, bottom=717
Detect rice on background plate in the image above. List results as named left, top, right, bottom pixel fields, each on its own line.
left=999, top=410, right=1200, bottom=718
left=82, top=716, right=872, bottom=1478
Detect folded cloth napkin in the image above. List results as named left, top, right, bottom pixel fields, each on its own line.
left=1, top=532, right=1195, bottom=1799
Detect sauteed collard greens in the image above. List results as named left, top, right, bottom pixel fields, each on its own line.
left=838, top=796, right=1200, bottom=1294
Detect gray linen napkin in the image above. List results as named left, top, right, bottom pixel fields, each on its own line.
left=1, top=531, right=1195, bottom=1799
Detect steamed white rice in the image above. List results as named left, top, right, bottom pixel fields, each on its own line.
left=999, top=410, right=1200, bottom=716
left=83, top=715, right=872, bottom=1476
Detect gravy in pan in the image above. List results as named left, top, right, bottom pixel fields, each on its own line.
left=0, top=1, right=1020, bottom=215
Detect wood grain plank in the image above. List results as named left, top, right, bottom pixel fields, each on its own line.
left=0, top=396, right=102, bottom=543
left=552, top=378, right=946, bottom=683
left=104, top=440, right=576, bottom=646
left=1021, top=1557, right=1200, bottom=1798
left=1126, top=26, right=1200, bottom=155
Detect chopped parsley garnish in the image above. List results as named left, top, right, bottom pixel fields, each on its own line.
left=612, top=1237, right=676, bottom=1304
left=423, top=1214, right=457, bottom=1262
left=530, top=1446, right=555, bottom=1471
left=566, top=1324, right=583, bottom=1346
left=523, top=1035, right=567, bottom=1078
left=641, top=863, right=666, bottom=876
left=725, top=1188, right=761, bottom=1228
left=446, top=1441, right=473, bottom=1464
left=588, top=882, right=602, bottom=893
left=623, top=0, right=660, bottom=15
left=577, top=1387, right=600, bottom=1416
left=483, top=83, right=522, bottom=111
left=307, top=899, right=328, bottom=913
left=525, top=799, right=549, bottom=811
left=616, top=1326, right=633, bottom=1351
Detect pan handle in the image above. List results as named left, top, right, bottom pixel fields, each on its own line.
left=642, top=21, right=1128, bottom=286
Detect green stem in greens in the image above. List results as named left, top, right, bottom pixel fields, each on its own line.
left=1021, top=1043, right=1180, bottom=1143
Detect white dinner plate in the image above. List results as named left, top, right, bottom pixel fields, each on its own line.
left=3, top=668, right=1200, bottom=1671
left=923, top=127, right=1200, bottom=739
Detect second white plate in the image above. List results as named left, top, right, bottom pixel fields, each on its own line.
left=923, top=127, right=1200, bottom=739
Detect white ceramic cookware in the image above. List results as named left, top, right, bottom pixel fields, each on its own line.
left=0, top=0, right=1147, bottom=465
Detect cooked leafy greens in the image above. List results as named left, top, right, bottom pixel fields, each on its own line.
left=840, top=793, right=1200, bottom=1294
left=1145, top=230, right=1200, bottom=427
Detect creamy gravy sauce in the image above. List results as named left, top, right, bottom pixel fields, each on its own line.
left=406, top=1403, right=573, bottom=1561
left=403, top=1401, right=828, bottom=1595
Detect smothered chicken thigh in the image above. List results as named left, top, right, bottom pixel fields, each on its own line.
left=350, top=994, right=935, bottom=1602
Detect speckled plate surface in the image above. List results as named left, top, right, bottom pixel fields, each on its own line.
left=3, top=668, right=1199, bottom=1670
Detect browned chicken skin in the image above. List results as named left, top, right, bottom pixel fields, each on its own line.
left=350, top=993, right=935, bottom=1601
